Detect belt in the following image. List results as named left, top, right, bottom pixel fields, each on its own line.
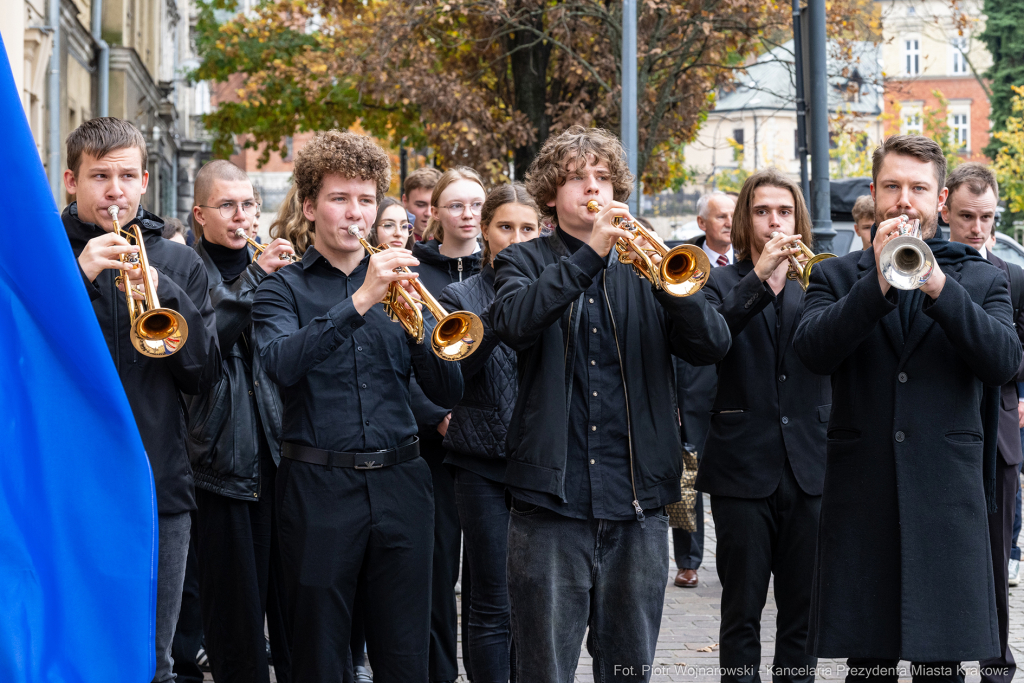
left=281, top=437, right=420, bottom=470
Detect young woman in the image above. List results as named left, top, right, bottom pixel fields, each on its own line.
left=437, top=183, right=541, bottom=683
left=410, top=166, right=486, bottom=683
left=268, top=183, right=312, bottom=257
left=369, top=197, right=414, bottom=250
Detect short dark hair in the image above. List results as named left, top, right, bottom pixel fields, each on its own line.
left=403, top=167, right=442, bottom=196
left=525, top=125, right=634, bottom=223
left=872, top=134, right=947, bottom=191
left=293, top=130, right=392, bottom=213
left=945, top=162, right=999, bottom=208
left=162, top=216, right=186, bottom=239
left=851, top=195, right=874, bottom=223
left=66, top=117, right=148, bottom=176
left=732, top=168, right=813, bottom=262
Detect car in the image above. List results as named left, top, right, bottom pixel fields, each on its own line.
left=829, top=224, right=1024, bottom=268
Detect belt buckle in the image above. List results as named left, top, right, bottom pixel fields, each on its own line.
left=354, top=460, right=383, bottom=470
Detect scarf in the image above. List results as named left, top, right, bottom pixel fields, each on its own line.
left=203, top=236, right=251, bottom=281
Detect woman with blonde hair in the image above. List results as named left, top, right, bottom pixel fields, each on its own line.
left=268, top=183, right=312, bottom=257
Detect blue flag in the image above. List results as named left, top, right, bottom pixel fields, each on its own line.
left=0, top=37, right=157, bottom=682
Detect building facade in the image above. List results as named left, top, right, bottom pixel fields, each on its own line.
left=0, top=0, right=211, bottom=218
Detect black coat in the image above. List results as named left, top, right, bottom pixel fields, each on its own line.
left=64, top=204, right=220, bottom=515
left=185, top=242, right=284, bottom=501
left=696, top=261, right=830, bottom=498
left=491, top=231, right=732, bottom=511
left=409, top=239, right=483, bottom=437
left=438, top=266, right=516, bottom=480
left=988, top=252, right=1024, bottom=466
left=793, top=246, right=1022, bottom=661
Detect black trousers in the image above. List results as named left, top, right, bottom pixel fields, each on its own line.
left=711, top=461, right=820, bottom=683
left=194, top=451, right=291, bottom=683
left=277, top=455, right=434, bottom=682
left=171, top=523, right=204, bottom=683
left=980, top=457, right=1019, bottom=683
left=422, top=439, right=463, bottom=682
left=672, top=493, right=704, bottom=570
left=846, top=659, right=964, bottom=683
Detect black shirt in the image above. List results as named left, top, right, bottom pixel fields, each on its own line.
left=252, top=246, right=463, bottom=452
left=510, top=229, right=634, bottom=520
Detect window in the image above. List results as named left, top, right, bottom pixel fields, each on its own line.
left=950, top=37, right=968, bottom=75
left=902, top=111, right=923, bottom=135
left=951, top=113, right=969, bottom=150
left=732, top=128, right=745, bottom=150
left=902, top=37, right=920, bottom=75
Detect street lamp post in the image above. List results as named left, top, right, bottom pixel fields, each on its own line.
left=622, top=0, right=639, bottom=214
left=806, top=0, right=835, bottom=253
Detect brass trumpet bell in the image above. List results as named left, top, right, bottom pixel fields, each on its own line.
left=432, top=311, right=485, bottom=361
left=660, top=245, right=712, bottom=297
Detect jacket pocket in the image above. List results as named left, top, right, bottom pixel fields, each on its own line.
left=188, top=375, right=231, bottom=446
left=827, top=427, right=860, bottom=441
left=944, top=430, right=983, bottom=444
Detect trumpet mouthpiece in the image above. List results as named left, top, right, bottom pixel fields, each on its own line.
left=108, top=205, right=120, bottom=219
left=234, top=228, right=247, bottom=238
left=586, top=200, right=600, bottom=213
left=347, top=225, right=363, bottom=238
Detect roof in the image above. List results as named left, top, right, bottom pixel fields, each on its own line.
left=712, top=40, right=882, bottom=116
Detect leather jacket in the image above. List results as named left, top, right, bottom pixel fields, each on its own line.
left=186, top=241, right=283, bottom=501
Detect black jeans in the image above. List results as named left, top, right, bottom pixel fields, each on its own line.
left=453, top=467, right=513, bottom=683
left=711, top=461, right=820, bottom=683
left=672, top=492, right=704, bottom=570
left=507, top=503, right=669, bottom=682
left=277, top=456, right=434, bottom=683
left=422, top=440, right=462, bottom=682
left=980, top=457, right=1019, bottom=683
left=172, top=527, right=204, bottom=683
left=194, top=451, right=291, bottom=683
left=846, top=660, right=964, bottom=683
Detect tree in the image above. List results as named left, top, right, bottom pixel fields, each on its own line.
left=192, top=0, right=789, bottom=188
left=992, top=85, right=1024, bottom=219
left=979, top=0, right=1024, bottom=157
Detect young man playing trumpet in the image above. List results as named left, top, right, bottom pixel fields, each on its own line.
left=794, top=135, right=1021, bottom=680
left=187, top=159, right=296, bottom=683
left=252, top=130, right=463, bottom=682
left=491, top=125, right=731, bottom=682
left=696, top=169, right=829, bottom=683
left=62, top=117, right=220, bottom=682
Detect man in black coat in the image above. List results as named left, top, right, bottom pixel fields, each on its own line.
left=62, top=117, right=220, bottom=682
left=794, top=135, right=1022, bottom=679
left=696, top=169, right=829, bottom=683
left=673, top=191, right=737, bottom=588
left=942, top=162, right=1024, bottom=683
left=491, top=126, right=731, bottom=682
left=186, top=160, right=297, bottom=683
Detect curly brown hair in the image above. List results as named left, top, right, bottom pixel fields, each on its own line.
left=524, top=126, right=634, bottom=223
left=293, top=131, right=393, bottom=220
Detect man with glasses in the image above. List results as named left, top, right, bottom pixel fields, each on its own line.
left=188, top=159, right=297, bottom=683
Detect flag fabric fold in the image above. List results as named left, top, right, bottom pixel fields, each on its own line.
left=0, top=37, right=157, bottom=683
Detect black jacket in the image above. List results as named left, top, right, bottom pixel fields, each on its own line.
left=491, top=231, right=732, bottom=513
left=794, top=246, right=1021, bottom=661
left=409, top=239, right=483, bottom=440
left=438, top=266, right=516, bottom=481
left=695, top=260, right=830, bottom=499
left=185, top=242, right=284, bottom=501
left=64, top=204, right=220, bottom=515
left=988, top=252, right=1024, bottom=466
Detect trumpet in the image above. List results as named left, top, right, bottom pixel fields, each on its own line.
left=586, top=200, right=710, bottom=297
left=769, top=232, right=836, bottom=290
left=879, top=214, right=934, bottom=290
left=348, top=225, right=484, bottom=361
left=234, top=228, right=299, bottom=264
left=110, top=206, right=189, bottom=357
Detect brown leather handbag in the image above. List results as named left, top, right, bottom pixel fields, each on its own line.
left=666, top=444, right=699, bottom=532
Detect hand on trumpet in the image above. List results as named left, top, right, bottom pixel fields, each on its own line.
left=585, top=200, right=634, bottom=258
left=755, top=233, right=802, bottom=282
left=873, top=214, right=946, bottom=298
left=351, top=248, right=422, bottom=317
left=78, top=232, right=141, bottom=283
left=255, top=238, right=298, bottom=274
left=117, top=264, right=159, bottom=301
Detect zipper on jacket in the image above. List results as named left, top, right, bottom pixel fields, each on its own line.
left=602, top=272, right=644, bottom=526
left=458, top=257, right=464, bottom=281
left=110, top=272, right=121, bottom=368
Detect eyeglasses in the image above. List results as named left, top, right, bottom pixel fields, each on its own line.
left=379, top=221, right=413, bottom=233
left=199, top=201, right=260, bottom=219
left=442, top=202, right=484, bottom=216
